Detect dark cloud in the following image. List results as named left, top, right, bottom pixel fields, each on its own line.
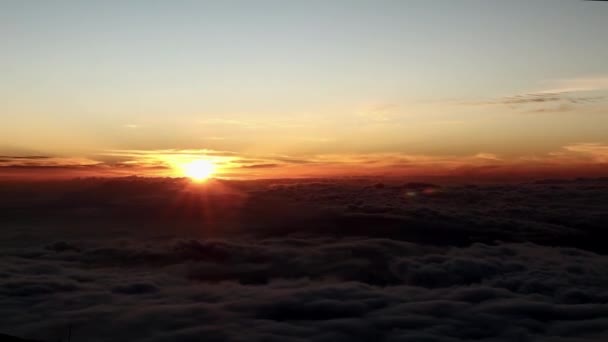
left=240, top=163, right=281, bottom=169
left=500, top=93, right=564, bottom=104
left=0, top=334, right=42, bottom=342
left=471, top=92, right=606, bottom=113
left=0, top=165, right=91, bottom=170
left=2, top=238, right=608, bottom=341
left=1, top=178, right=608, bottom=341
left=0, top=156, right=50, bottom=160
left=111, top=283, right=159, bottom=295
left=273, top=156, right=316, bottom=164
left=497, top=93, right=603, bottom=105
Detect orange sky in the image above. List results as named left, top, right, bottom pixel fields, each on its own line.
left=1, top=1, right=607, bottom=180
left=1, top=143, right=607, bottom=181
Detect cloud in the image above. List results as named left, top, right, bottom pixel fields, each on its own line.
left=111, top=283, right=159, bottom=295
left=101, top=149, right=240, bottom=158
left=0, top=156, right=99, bottom=168
left=0, top=156, right=49, bottom=160
left=239, top=163, right=281, bottom=169
left=464, top=75, right=608, bottom=113
left=0, top=156, right=108, bottom=180
left=470, top=92, right=605, bottom=113
left=198, top=118, right=260, bottom=128
left=197, top=118, right=306, bottom=129
left=540, top=76, right=608, bottom=94
left=561, top=143, right=608, bottom=163
left=2, top=237, right=608, bottom=341
left=0, top=154, right=176, bottom=179
left=2, top=143, right=608, bottom=180
left=527, top=103, right=575, bottom=113
left=1, top=178, right=608, bottom=340
left=357, top=104, right=400, bottom=122
left=473, top=153, right=501, bottom=161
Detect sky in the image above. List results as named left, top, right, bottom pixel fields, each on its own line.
left=1, top=0, right=607, bottom=179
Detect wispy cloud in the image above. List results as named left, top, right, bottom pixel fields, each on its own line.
left=469, top=92, right=604, bottom=112
left=239, top=163, right=281, bottom=169
left=197, top=118, right=306, bottom=129
left=560, top=143, right=608, bottom=163
left=2, top=144, right=607, bottom=180
left=464, top=76, right=608, bottom=113
left=0, top=155, right=100, bottom=168
left=357, top=104, right=400, bottom=122
left=539, top=76, right=608, bottom=94
left=197, top=118, right=259, bottom=128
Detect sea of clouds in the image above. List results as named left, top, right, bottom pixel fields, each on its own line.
left=1, top=177, right=607, bottom=341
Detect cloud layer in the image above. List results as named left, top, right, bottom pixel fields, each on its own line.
left=1, top=177, right=608, bottom=340
left=2, top=238, right=608, bottom=341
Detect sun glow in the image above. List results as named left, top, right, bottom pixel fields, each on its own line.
left=181, top=159, right=216, bottom=182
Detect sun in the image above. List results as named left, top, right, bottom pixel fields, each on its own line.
left=181, top=159, right=216, bottom=182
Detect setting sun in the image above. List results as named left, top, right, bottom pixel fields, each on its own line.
left=181, top=159, right=216, bottom=181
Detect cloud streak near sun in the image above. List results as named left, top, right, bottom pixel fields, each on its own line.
left=1, top=143, right=607, bottom=180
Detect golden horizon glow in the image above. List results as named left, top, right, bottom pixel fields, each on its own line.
left=2, top=2, right=608, bottom=180
left=180, top=159, right=217, bottom=182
